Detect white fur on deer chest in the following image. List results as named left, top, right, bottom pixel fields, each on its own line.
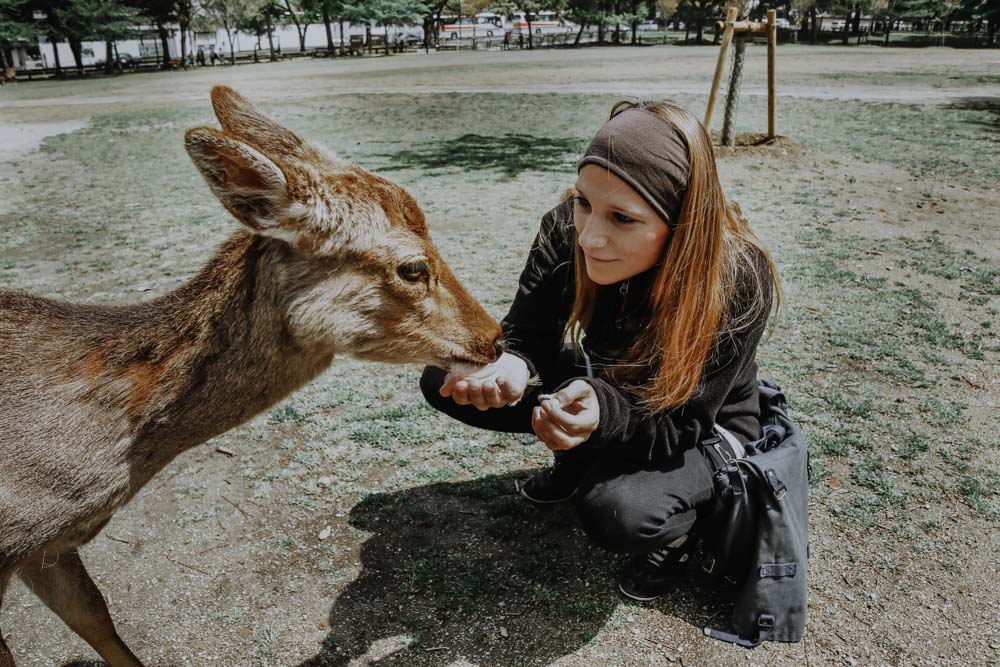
left=287, top=269, right=383, bottom=351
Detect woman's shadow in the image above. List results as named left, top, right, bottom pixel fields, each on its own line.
left=295, top=471, right=731, bottom=666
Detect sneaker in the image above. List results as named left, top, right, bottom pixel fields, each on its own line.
left=516, top=465, right=579, bottom=504
left=618, top=533, right=697, bottom=602
left=516, top=450, right=591, bottom=504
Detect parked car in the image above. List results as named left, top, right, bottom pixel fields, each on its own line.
left=638, top=20, right=661, bottom=31
left=763, top=16, right=792, bottom=28
left=95, top=53, right=140, bottom=68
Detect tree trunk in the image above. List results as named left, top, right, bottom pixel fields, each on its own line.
left=842, top=8, right=850, bottom=44
left=51, top=36, right=63, bottom=75
left=266, top=15, right=276, bottom=60
left=225, top=26, right=235, bottom=64
left=598, top=21, right=605, bottom=43
left=721, top=34, right=746, bottom=146
left=324, top=7, right=335, bottom=50
left=631, top=22, right=638, bottom=45
left=852, top=5, right=861, bottom=33
left=69, top=39, right=83, bottom=72
left=157, top=23, right=171, bottom=69
left=884, top=18, right=891, bottom=44
left=1, top=47, right=9, bottom=71
left=573, top=22, right=585, bottom=46
left=105, top=39, right=114, bottom=74
left=180, top=22, right=189, bottom=67
left=809, top=8, right=818, bottom=44
left=300, top=24, right=308, bottom=52
left=385, top=24, right=390, bottom=55
left=527, top=18, right=534, bottom=49
left=696, top=17, right=704, bottom=43
left=341, top=20, right=347, bottom=54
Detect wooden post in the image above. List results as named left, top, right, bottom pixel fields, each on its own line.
left=767, top=9, right=777, bottom=140
left=704, top=5, right=738, bottom=131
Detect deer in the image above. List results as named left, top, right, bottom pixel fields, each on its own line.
left=0, top=86, right=504, bottom=667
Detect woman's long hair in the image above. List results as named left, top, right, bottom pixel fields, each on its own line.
left=565, top=100, right=782, bottom=413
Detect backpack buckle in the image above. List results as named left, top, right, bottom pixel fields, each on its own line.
left=757, top=614, right=775, bottom=631
left=765, top=469, right=787, bottom=500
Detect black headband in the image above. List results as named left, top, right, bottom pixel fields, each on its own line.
left=578, top=108, right=691, bottom=230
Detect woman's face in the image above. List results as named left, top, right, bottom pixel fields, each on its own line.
left=573, top=165, right=671, bottom=286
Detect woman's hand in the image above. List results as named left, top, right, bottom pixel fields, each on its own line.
left=439, top=352, right=531, bottom=411
left=531, top=380, right=600, bottom=451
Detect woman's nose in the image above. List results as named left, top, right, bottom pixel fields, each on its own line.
left=577, top=219, right=607, bottom=250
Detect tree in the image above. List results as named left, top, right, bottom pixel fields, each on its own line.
left=0, top=0, right=34, bottom=71
left=871, top=0, right=935, bottom=42
left=199, top=0, right=249, bottom=63
left=959, top=0, right=999, bottom=42
left=678, top=0, right=720, bottom=42
left=135, top=0, right=179, bottom=67
left=281, top=0, right=319, bottom=50
left=721, top=0, right=749, bottom=146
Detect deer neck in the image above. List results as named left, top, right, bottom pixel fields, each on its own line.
left=120, top=232, right=334, bottom=473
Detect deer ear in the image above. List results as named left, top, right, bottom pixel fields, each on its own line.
left=210, top=85, right=310, bottom=161
left=185, top=127, right=297, bottom=242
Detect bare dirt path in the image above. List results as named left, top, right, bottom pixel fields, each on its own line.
left=1, top=45, right=997, bottom=667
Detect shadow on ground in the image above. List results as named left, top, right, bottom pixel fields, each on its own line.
left=371, top=134, right=587, bottom=180
left=296, top=472, right=730, bottom=666
left=946, top=96, right=1000, bottom=129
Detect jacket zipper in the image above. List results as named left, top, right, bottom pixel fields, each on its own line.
left=615, top=279, right=630, bottom=330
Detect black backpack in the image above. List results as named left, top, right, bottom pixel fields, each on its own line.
left=699, top=379, right=809, bottom=648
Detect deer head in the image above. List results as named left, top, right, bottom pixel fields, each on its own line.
left=184, top=86, right=503, bottom=371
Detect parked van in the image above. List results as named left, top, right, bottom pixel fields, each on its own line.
left=440, top=15, right=503, bottom=39
left=510, top=10, right=575, bottom=36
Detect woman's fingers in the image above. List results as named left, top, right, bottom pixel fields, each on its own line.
left=438, top=373, right=458, bottom=398
left=540, top=398, right=593, bottom=434
left=496, top=376, right=524, bottom=404
left=481, top=379, right=504, bottom=408
left=532, top=407, right=585, bottom=451
left=469, top=379, right=490, bottom=411
left=451, top=380, right=471, bottom=405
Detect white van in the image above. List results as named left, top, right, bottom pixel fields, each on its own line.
left=510, top=10, right=575, bottom=36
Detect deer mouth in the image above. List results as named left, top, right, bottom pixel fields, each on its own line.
left=447, top=354, right=493, bottom=374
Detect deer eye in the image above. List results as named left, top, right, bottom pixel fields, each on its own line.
left=398, top=260, right=429, bottom=283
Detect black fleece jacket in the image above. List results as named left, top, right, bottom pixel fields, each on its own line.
left=502, top=199, right=773, bottom=465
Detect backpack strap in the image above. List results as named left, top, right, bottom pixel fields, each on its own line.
left=704, top=613, right=777, bottom=649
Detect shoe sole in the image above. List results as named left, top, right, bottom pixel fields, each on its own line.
left=618, top=582, right=665, bottom=602
left=515, top=480, right=577, bottom=505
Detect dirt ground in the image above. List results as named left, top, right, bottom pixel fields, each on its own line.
left=1, top=44, right=998, bottom=667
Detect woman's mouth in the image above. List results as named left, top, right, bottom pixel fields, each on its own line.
left=586, top=254, right=618, bottom=263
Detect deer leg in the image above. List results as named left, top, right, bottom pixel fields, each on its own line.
left=0, top=630, right=13, bottom=667
left=1, top=568, right=17, bottom=667
left=18, top=550, right=144, bottom=667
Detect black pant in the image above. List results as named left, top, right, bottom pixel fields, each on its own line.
left=419, top=350, right=719, bottom=556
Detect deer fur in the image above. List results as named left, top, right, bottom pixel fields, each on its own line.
left=0, top=86, right=503, bottom=667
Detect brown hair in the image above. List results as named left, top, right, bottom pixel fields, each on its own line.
left=565, top=100, right=781, bottom=413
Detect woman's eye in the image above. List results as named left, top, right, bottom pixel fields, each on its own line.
left=398, top=261, right=429, bottom=283
left=574, top=196, right=591, bottom=209
left=613, top=212, right=636, bottom=224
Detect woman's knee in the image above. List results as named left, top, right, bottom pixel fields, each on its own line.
left=576, top=479, right=696, bottom=555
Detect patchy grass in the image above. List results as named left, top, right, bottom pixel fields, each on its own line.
left=2, top=51, right=998, bottom=666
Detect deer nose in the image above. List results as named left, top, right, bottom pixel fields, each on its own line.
left=493, top=336, right=506, bottom=361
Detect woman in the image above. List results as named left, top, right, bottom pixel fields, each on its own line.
left=420, top=100, right=780, bottom=601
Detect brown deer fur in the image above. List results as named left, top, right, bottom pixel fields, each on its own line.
left=0, top=86, right=502, bottom=667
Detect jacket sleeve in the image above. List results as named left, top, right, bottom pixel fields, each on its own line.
left=565, top=254, right=773, bottom=463
left=501, top=200, right=575, bottom=383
